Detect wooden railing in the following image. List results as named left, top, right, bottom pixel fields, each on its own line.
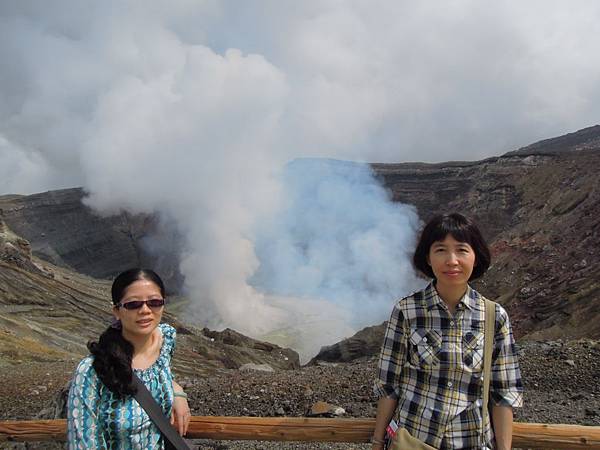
left=1, top=417, right=600, bottom=449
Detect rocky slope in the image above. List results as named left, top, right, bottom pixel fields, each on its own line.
left=372, top=125, right=600, bottom=341
left=307, top=323, right=386, bottom=365
left=0, top=188, right=184, bottom=291
left=0, top=218, right=300, bottom=416
left=0, top=189, right=145, bottom=279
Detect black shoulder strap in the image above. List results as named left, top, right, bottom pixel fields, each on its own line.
left=132, top=374, right=191, bottom=450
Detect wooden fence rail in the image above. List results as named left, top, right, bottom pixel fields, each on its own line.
left=1, top=417, right=600, bottom=449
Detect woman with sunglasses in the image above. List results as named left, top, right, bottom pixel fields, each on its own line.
left=67, top=268, right=190, bottom=449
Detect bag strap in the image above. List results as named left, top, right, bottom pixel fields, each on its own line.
left=132, top=374, right=191, bottom=450
left=482, top=299, right=496, bottom=445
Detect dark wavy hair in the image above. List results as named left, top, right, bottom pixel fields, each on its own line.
left=413, top=213, right=491, bottom=281
left=88, top=268, right=165, bottom=396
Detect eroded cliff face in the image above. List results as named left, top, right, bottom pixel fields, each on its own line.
left=0, top=236, right=300, bottom=375
left=0, top=194, right=299, bottom=374
left=0, top=228, right=112, bottom=362
left=0, top=188, right=146, bottom=279
left=1, top=126, right=599, bottom=347
left=372, top=125, right=600, bottom=341
left=0, top=188, right=185, bottom=292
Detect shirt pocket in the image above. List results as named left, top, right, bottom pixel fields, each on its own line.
left=462, top=330, right=484, bottom=371
left=408, top=328, right=442, bottom=369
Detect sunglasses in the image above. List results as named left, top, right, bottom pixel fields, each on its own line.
left=117, top=298, right=166, bottom=310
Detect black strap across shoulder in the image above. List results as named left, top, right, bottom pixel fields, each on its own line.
left=132, top=374, right=191, bottom=450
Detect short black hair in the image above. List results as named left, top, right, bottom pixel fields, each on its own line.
left=111, top=268, right=165, bottom=305
left=413, top=213, right=491, bottom=280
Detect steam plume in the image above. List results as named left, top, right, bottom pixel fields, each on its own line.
left=2, top=1, right=600, bottom=357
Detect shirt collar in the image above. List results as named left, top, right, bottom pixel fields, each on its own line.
left=424, top=282, right=478, bottom=311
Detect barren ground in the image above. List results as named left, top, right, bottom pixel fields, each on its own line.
left=2, top=339, right=599, bottom=449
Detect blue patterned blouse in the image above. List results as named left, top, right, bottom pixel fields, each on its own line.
left=67, top=323, right=176, bottom=450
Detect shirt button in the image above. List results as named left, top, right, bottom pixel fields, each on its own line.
left=450, top=321, right=455, bottom=327
left=447, top=381, right=453, bottom=388
left=423, top=337, right=428, bottom=342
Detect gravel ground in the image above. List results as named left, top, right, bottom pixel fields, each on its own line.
left=1, top=339, right=599, bottom=449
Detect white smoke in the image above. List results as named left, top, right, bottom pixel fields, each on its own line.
left=249, top=159, right=423, bottom=359
left=2, top=1, right=600, bottom=357
left=252, top=159, right=422, bottom=325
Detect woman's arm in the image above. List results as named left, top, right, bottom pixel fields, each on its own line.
left=372, top=302, right=408, bottom=449
left=489, top=305, right=523, bottom=450
left=160, top=325, right=190, bottom=435
left=491, top=405, right=513, bottom=450
left=372, top=396, right=398, bottom=449
left=171, top=380, right=191, bottom=436
left=67, top=359, right=107, bottom=449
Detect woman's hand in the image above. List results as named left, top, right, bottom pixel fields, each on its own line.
left=171, top=381, right=191, bottom=436
left=371, top=396, right=396, bottom=450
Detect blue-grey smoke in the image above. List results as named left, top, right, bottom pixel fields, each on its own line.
left=252, top=158, right=424, bottom=330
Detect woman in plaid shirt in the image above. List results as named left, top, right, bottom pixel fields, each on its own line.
left=372, top=213, right=523, bottom=450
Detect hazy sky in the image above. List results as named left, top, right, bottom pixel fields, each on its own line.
left=2, top=0, right=600, bottom=194
left=1, top=1, right=599, bottom=355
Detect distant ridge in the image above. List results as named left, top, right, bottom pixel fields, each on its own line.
left=372, top=124, right=600, bottom=341
left=504, top=124, right=600, bottom=156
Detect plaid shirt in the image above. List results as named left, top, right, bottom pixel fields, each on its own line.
left=374, top=283, right=523, bottom=449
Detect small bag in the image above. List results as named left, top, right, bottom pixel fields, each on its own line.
left=388, top=427, right=436, bottom=449
left=132, top=374, right=191, bottom=450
